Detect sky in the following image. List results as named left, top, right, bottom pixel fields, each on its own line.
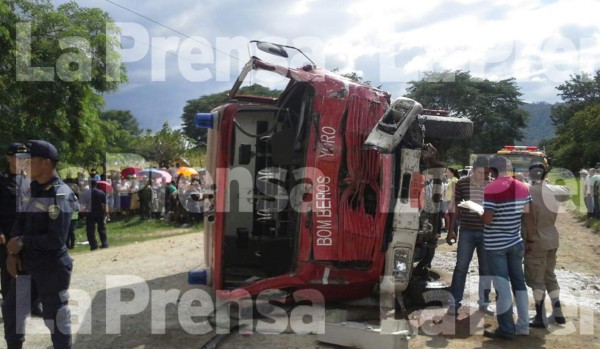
left=51, top=0, right=600, bottom=132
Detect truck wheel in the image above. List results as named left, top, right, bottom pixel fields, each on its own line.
left=419, top=115, right=473, bottom=139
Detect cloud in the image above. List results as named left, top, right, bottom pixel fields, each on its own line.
left=46, top=0, right=600, bottom=131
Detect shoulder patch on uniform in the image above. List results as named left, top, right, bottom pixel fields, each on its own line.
left=35, top=202, right=48, bottom=211
left=48, top=204, right=60, bottom=220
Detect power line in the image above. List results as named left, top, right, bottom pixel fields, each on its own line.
left=103, top=0, right=242, bottom=63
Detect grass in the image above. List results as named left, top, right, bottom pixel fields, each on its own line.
left=70, top=215, right=201, bottom=254
left=546, top=174, right=600, bottom=234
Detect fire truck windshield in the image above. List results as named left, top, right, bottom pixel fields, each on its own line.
left=503, top=154, right=544, bottom=173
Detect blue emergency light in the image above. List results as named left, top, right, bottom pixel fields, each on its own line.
left=195, top=112, right=214, bottom=129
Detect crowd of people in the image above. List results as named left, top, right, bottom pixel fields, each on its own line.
left=439, top=155, right=573, bottom=340
left=70, top=172, right=205, bottom=224
left=582, top=167, right=600, bottom=225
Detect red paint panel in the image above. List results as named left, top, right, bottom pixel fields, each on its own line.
left=411, top=172, right=426, bottom=209
left=311, top=97, right=346, bottom=260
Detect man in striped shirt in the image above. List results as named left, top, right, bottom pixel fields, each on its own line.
left=446, top=156, right=492, bottom=316
left=482, top=155, right=536, bottom=340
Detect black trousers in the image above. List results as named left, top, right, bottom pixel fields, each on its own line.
left=0, top=245, right=10, bottom=299
left=86, top=216, right=107, bottom=250
left=66, top=220, right=77, bottom=249
left=2, top=263, right=73, bottom=349
left=0, top=247, right=40, bottom=304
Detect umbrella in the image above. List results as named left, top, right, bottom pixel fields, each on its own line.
left=157, top=170, right=172, bottom=182
left=139, top=168, right=172, bottom=183
left=121, top=167, right=141, bottom=178
left=96, top=180, right=113, bottom=193
left=177, top=166, right=198, bottom=177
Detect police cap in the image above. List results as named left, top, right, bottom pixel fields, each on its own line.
left=6, top=142, right=24, bottom=156
left=16, top=140, right=60, bottom=161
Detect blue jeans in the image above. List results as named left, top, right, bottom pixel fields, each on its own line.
left=487, top=242, right=529, bottom=335
left=449, top=229, right=491, bottom=307
left=585, top=195, right=594, bottom=217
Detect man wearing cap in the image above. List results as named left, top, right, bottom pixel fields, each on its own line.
left=0, top=143, right=29, bottom=299
left=0, top=143, right=44, bottom=316
left=525, top=164, right=570, bottom=328
left=2, top=140, right=77, bottom=349
left=581, top=169, right=593, bottom=226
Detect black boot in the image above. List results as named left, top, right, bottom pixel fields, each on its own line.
left=551, top=299, right=566, bottom=324
left=7, top=341, right=23, bottom=349
left=529, top=300, right=546, bottom=328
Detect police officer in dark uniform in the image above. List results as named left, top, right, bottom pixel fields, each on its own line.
left=0, top=143, right=45, bottom=317
left=0, top=143, right=27, bottom=299
left=86, top=179, right=109, bottom=250
left=3, top=140, right=76, bottom=349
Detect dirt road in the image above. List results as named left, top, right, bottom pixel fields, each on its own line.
left=2, top=211, right=599, bottom=348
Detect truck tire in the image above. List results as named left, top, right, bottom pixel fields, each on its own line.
left=419, top=115, right=473, bottom=139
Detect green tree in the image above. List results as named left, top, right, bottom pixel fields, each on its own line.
left=181, top=84, right=280, bottom=146
left=0, top=0, right=126, bottom=163
left=546, top=70, right=600, bottom=170
left=550, top=71, right=600, bottom=130
left=549, top=105, right=600, bottom=171
left=406, top=70, right=528, bottom=163
left=101, top=110, right=142, bottom=136
left=135, top=122, right=193, bottom=167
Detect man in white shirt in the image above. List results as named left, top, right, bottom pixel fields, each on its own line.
left=582, top=169, right=593, bottom=226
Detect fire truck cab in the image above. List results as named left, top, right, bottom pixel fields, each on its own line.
left=193, top=42, right=473, bottom=339
left=496, top=145, right=550, bottom=180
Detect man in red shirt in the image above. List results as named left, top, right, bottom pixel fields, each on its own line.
left=482, top=155, right=536, bottom=340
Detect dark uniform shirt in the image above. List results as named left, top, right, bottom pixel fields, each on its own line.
left=0, top=171, right=29, bottom=238
left=90, top=187, right=107, bottom=218
left=12, top=175, right=77, bottom=270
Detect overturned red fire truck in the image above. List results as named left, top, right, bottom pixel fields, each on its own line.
left=194, top=41, right=473, bottom=314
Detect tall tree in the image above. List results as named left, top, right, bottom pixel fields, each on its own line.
left=546, top=70, right=600, bottom=170
left=0, top=0, right=126, bottom=163
left=549, top=104, right=600, bottom=171
left=405, top=70, right=528, bottom=163
left=550, top=71, right=600, bottom=131
left=135, top=122, right=194, bottom=167
left=101, top=110, right=142, bottom=136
